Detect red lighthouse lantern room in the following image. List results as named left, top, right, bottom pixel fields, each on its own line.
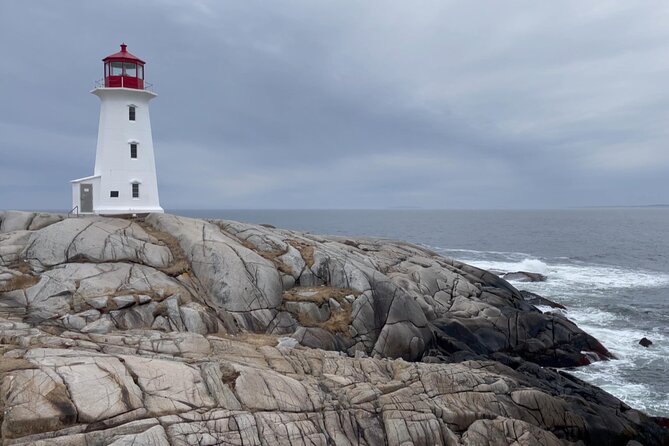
left=103, top=43, right=145, bottom=89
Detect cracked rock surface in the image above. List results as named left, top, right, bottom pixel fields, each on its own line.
left=1, top=210, right=667, bottom=445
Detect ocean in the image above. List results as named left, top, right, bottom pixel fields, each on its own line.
left=178, top=208, right=669, bottom=417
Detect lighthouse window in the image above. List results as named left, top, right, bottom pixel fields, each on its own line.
left=110, top=191, right=119, bottom=198
left=138, top=65, right=144, bottom=79
left=132, top=183, right=140, bottom=198
left=129, top=106, right=136, bottom=121
left=123, top=63, right=137, bottom=77
left=130, top=143, right=138, bottom=159
left=110, top=62, right=123, bottom=76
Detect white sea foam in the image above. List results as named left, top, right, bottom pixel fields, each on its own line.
left=550, top=264, right=669, bottom=290
left=570, top=361, right=653, bottom=411
left=466, top=257, right=669, bottom=290
left=556, top=307, right=669, bottom=415
left=453, top=250, right=669, bottom=416
left=542, top=303, right=669, bottom=416
left=568, top=308, right=617, bottom=327
left=569, top=354, right=669, bottom=416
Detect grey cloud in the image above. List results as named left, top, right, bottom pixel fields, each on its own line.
left=1, top=0, right=668, bottom=210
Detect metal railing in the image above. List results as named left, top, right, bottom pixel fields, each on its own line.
left=68, top=205, right=79, bottom=218
left=93, top=78, right=154, bottom=91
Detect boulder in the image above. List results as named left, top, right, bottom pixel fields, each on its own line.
left=502, top=271, right=547, bottom=282
left=292, top=326, right=347, bottom=351
left=24, top=218, right=172, bottom=269
left=0, top=211, right=36, bottom=233
left=639, top=337, right=653, bottom=348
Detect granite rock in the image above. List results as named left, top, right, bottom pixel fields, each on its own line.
left=1, top=212, right=666, bottom=445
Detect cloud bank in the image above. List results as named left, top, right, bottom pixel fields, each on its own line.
left=1, top=1, right=668, bottom=209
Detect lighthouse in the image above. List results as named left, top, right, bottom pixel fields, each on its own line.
left=71, top=44, right=163, bottom=215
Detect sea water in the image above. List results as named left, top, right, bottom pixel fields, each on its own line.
left=179, top=208, right=669, bottom=416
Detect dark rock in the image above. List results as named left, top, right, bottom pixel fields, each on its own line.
left=654, top=416, right=669, bottom=429
left=503, top=271, right=547, bottom=282
left=639, top=337, right=653, bottom=347
left=430, top=296, right=614, bottom=367
left=520, top=290, right=567, bottom=310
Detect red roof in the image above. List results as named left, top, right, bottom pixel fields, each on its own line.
left=102, top=44, right=145, bottom=64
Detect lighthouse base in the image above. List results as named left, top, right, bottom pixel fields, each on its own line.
left=95, top=207, right=165, bottom=215
left=71, top=176, right=163, bottom=216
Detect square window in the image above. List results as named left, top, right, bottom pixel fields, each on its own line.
left=130, top=143, right=138, bottom=159
left=129, top=106, right=136, bottom=121
left=132, top=183, right=139, bottom=198
left=110, top=191, right=119, bottom=198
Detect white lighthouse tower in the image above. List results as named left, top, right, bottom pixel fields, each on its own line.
left=71, top=44, right=163, bottom=215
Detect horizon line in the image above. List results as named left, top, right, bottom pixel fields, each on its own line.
left=5, top=204, right=668, bottom=213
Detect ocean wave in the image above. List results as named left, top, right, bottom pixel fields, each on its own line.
left=466, top=258, right=669, bottom=290
left=551, top=264, right=669, bottom=290
left=426, top=245, right=669, bottom=291
left=425, top=246, right=669, bottom=416
left=559, top=308, right=669, bottom=416
left=569, top=356, right=669, bottom=417
left=434, top=247, right=533, bottom=258
left=570, top=362, right=655, bottom=412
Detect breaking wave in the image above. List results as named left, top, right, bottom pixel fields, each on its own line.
left=443, top=254, right=669, bottom=290
left=429, top=246, right=669, bottom=416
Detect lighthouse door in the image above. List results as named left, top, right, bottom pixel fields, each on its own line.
left=80, top=184, right=93, bottom=213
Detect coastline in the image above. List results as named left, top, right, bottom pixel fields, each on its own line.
left=1, top=210, right=667, bottom=445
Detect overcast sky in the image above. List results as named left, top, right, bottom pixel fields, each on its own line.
left=1, top=1, right=668, bottom=210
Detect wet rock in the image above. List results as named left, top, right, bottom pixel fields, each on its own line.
left=639, top=337, right=653, bottom=347
left=520, top=289, right=567, bottom=310
left=502, top=271, right=547, bottom=282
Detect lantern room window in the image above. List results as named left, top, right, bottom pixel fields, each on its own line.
left=124, top=63, right=137, bottom=77
left=110, top=62, right=123, bottom=76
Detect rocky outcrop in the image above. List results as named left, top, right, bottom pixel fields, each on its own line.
left=502, top=271, right=547, bottom=282
left=1, top=210, right=667, bottom=445
left=0, top=326, right=666, bottom=445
